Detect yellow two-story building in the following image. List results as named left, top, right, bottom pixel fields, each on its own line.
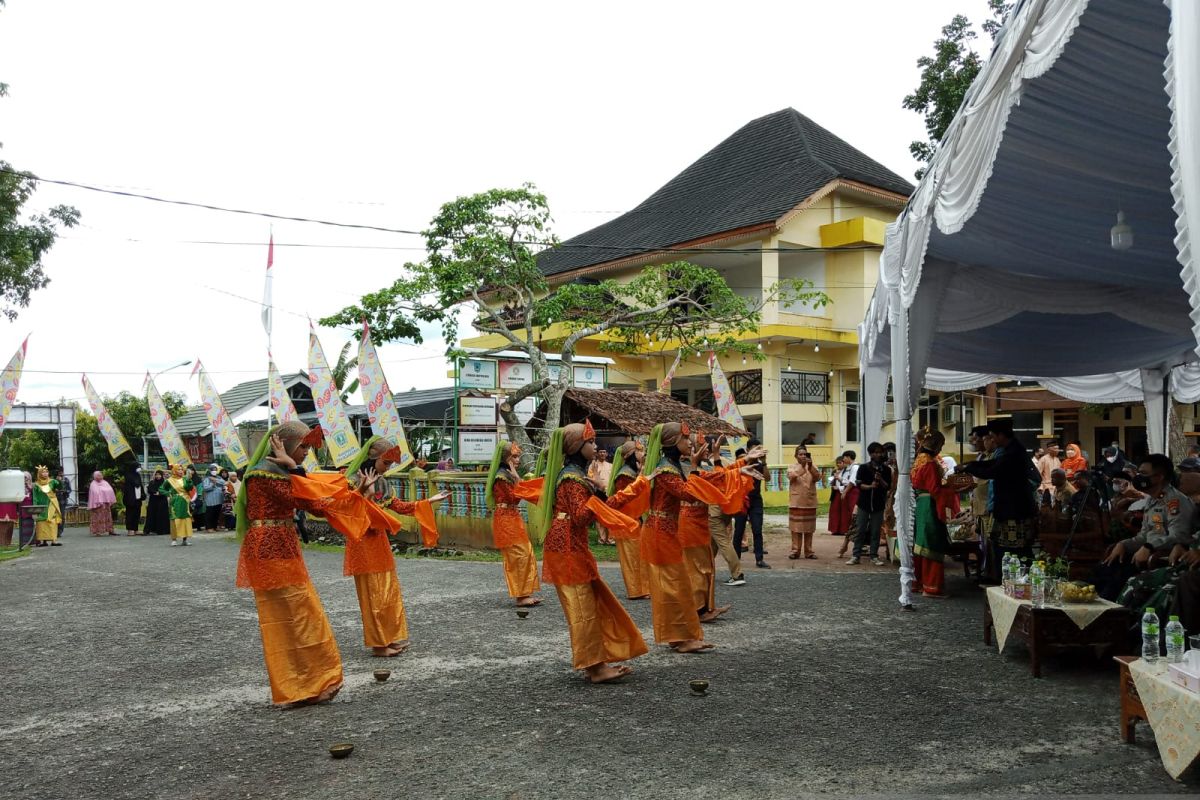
left=464, top=108, right=917, bottom=466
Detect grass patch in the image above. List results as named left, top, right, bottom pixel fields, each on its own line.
left=0, top=548, right=30, bottom=563
left=764, top=502, right=830, bottom=517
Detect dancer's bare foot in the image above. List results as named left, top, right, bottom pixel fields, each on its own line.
left=699, top=605, right=732, bottom=623
left=372, top=644, right=407, bottom=657
left=585, top=663, right=631, bottom=683
left=515, top=597, right=542, bottom=607
left=388, top=640, right=410, bottom=654
left=675, top=640, right=715, bottom=653
left=289, top=682, right=343, bottom=707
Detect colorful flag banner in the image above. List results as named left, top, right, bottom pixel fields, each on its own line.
left=193, top=362, right=250, bottom=468
left=0, top=335, right=28, bottom=436
left=268, top=357, right=318, bottom=472
left=308, top=328, right=361, bottom=467
left=146, top=374, right=191, bottom=467
left=658, top=350, right=683, bottom=394
left=708, top=351, right=748, bottom=452
left=261, top=233, right=274, bottom=339
left=82, top=374, right=131, bottom=458
left=357, top=321, right=414, bottom=471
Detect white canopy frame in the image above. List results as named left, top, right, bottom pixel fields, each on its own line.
left=858, top=0, right=1200, bottom=607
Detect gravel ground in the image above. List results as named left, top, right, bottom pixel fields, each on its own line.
left=1, top=527, right=1196, bottom=799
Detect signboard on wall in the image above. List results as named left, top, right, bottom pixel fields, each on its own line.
left=459, top=395, right=497, bottom=426
left=513, top=396, right=537, bottom=425
left=460, top=358, right=497, bottom=389
left=572, top=365, right=607, bottom=390
left=498, top=361, right=533, bottom=389
left=458, top=430, right=498, bottom=462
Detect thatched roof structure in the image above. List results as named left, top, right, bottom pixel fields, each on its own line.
left=536, top=388, right=747, bottom=438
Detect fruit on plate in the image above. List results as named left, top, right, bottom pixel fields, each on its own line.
left=1061, top=582, right=1098, bottom=602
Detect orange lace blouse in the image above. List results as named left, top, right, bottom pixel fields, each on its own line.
left=343, top=486, right=416, bottom=577
left=236, top=468, right=331, bottom=590
left=491, top=471, right=531, bottom=549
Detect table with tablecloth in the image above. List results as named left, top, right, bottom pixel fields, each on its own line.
left=1127, top=659, right=1200, bottom=780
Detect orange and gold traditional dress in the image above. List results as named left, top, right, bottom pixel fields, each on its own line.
left=343, top=479, right=430, bottom=650
left=543, top=464, right=649, bottom=670
left=911, top=453, right=955, bottom=597
left=236, top=463, right=343, bottom=706
left=642, top=460, right=704, bottom=643
left=491, top=469, right=540, bottom=599
left=611, top=466, right=650, bottom=599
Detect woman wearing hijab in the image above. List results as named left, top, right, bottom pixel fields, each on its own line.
left=533, top=421, right=650, bottom=683
left=88, top=471, right=117, bottom=536
left=341, top=436, right=448, bottom=657
left=122, top=463, right=144, bottom=535
left=223, top=470, right=241, bottom=530
left=160, top=464, right=196, bottom=546
left=608, top=440, right=650, bottom=599
left=1061, top=442, right=1089, bottom=479
left=143, top=469, right=171, bottom=535
left=32, top=466, right=62, bottom=547
left=485, top=440, right=543, bottom=607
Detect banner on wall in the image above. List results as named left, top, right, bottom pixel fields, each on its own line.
left=357, top=322, right=414, bottom=470
left=268, top=358, right=318, bottom=471
left=0, top=336, right=28, bottom=436
left=308, top=328, right=361, bottom=467
left=193, top=362, right=250, bottom=468
left=82, top=374, right=131, bottom=458
left=145, top=375, right=191, bottom=466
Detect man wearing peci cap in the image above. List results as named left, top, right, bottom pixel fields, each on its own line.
left=959, top=417, right=1038, bottom=584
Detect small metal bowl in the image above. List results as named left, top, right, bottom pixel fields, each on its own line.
left=329, top=743, right=354, bottom=759
left=516, top=609, right=530, bottom=619
left=689, top=679, right=709, bottom=695
left=373, top=669, right=391, bottom=682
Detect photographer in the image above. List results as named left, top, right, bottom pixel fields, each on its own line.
left=847, top=442, right=889, bottom=565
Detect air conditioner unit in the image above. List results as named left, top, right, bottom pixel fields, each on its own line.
left=943, top=404, right=961, bottom=425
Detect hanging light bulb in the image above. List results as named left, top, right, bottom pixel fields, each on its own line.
left=742, top=355, right=747, bottom=365
left=814, top=343, right=820, bottom=353
left=828, top=369, right=834, bottom=377
left=787, top=359, right=792, bottom=371
left=756, top=342, right=763, bottom=351
left=1111, top=210, right=1134, bottom=251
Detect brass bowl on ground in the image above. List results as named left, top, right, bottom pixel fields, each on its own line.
left=373, top=669, right=391, bottom=682
left=516, top=609, right=530, bottom=619
left=329, top=743, right=354, bottom=759
left=689, top=679, right=709, bottom=695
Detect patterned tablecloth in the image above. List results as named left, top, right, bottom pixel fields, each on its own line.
left=1128, top=659, right=1200, bottom=780
left=985, top=585, right=1122, bottom=653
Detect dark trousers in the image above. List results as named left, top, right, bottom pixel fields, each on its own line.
left=204, top=504, right=222, bottom=531
left=56, top=493, right=68, bottom=534
left=853, top=509, right=884, bottom=558
left=124, top=500, right=142, bottom=532
left=734, top=502, right=764, bottom=562
left=1094, top=553, right=1142, bottom=602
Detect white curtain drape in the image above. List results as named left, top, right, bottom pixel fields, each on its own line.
left=1167, top=0, right=1200, bottom=357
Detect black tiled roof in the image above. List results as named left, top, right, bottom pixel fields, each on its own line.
left=538, top=108, right=913, bottom=277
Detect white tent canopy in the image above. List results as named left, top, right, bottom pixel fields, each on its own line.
left=857, top=0, right=1200, bottom=607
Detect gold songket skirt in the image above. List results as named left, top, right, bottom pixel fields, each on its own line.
left=254, top=581, right=344, bottom=705
left=501, top=539, right=541, bottom=598
left=353, top=570, right=409, bottom=647
left=682, top=544, right=716, bottom=613
left=615, top=537, right=649, bottom=598
left=646, top=561, right=704, bottom=643
left=554, top=578, right=648, bottom=670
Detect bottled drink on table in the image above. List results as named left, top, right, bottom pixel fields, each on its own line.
left=1030, top=561, right=1045, bottom=609
left=1165, top=616, right=1185, bottom=664
left=1001, top=553, right=1013, bottom=595
left=1142, top=607, right=1161, bottom=663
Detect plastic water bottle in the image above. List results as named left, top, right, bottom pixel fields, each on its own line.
left=1166, top=615, right=1186, bottom=664
left=1030, top=562, right=1045, bottom=608
left=1142, top=608, right=1161, bottom=663
left=1001, top=553, right=1012, bottom=594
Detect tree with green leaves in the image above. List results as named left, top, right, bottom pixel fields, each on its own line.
left=0, top=428, right=58, bottom=474
left=903, top=1, right=1012, bottom=179
left=322, top=184, right=827, bottom=469
left=0, top=1, right=81, bottom=319
left=331, top=340, right=360, bottom=403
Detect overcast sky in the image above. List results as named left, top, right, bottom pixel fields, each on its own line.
left=0, top=0, right=994, bottom=409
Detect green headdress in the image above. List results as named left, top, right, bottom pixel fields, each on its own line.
left=607, top=445, right=626, bottom=496
left=343, top=435, right=382, bottom=482
left=485, top=440, right=517, bottom=510
left=642, top=424, right=665, bottom=480
left=530, top=427, right=565, bottom=542
left=234, top=425, right=281, bottom=542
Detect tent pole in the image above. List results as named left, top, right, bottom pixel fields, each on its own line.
left=1164, top=371, right=1171, bottom=459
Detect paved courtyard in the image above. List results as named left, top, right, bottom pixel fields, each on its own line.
left=1, top=528, right=1196, bottom=799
